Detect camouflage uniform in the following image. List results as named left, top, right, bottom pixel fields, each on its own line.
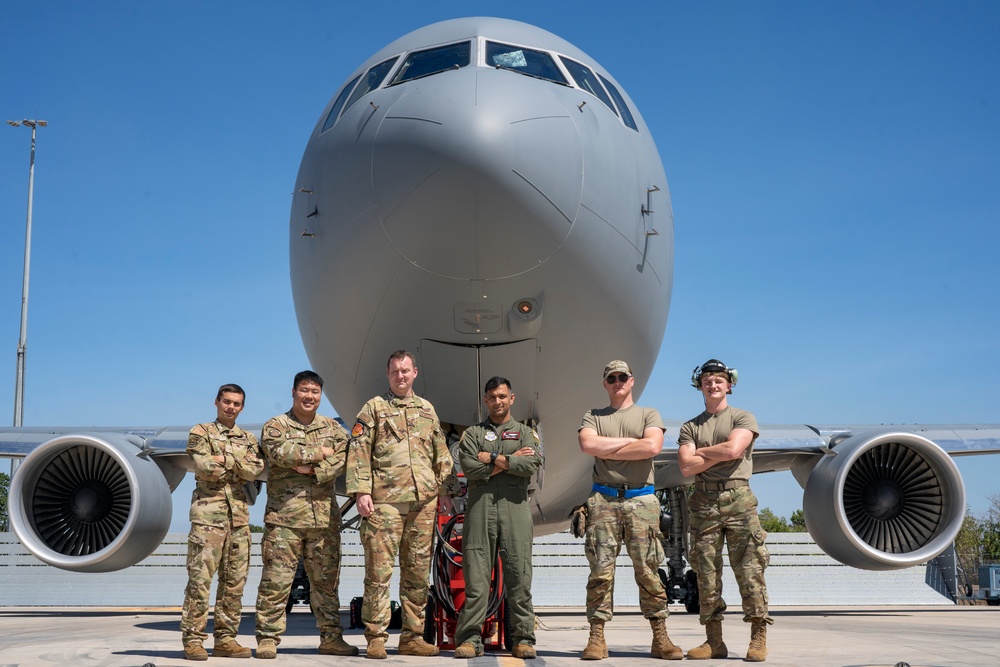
left=580, top=405, right=668, bottom=622
left=180, top=421, right=264, bottom=646
left=678, top=406, right=771, bottom=626
left=347, top=392, right=460, bottom=642
left=254, top=411, right=350, bottom=645
left=454, top=417, right=541, bottom=650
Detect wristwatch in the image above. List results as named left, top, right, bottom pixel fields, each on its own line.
left=490, top=451, right=499, bottom=464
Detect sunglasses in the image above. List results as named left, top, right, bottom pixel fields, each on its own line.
left=605, top=373, right=631, bottom=384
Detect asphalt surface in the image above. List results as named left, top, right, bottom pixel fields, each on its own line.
left=0, top=605, right=996, bottom=666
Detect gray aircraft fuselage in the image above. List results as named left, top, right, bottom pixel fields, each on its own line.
left=289, top=17, right=673, bottom=529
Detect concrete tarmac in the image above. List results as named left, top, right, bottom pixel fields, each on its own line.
left=0, top=606, right=996, bottom=667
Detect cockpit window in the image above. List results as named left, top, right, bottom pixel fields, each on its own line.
left=321, top=74, right=362, bottom=132
left=343, top=56, right=399, bottom=114
left=390, top=41, right=471, bottom=85
left=560, top=57, right=618, bottom=116
left=486, top=41, right=568, bottom=85
left=598, top=74, right=638, bottom=131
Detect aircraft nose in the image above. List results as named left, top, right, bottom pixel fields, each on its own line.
left=372, top=68, right=582, bottom=280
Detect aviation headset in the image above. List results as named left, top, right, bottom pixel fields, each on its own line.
left=690, top=359, right=738, bottom=393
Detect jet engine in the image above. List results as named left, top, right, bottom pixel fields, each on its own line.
left=9, top=433, right=175, bottom=573
left=802, top=430, right=965, bottom=570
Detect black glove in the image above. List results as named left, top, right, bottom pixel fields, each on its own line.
left=569, top=503, right=588, bottom=538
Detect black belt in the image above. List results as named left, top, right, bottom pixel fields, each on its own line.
left=695, top=479, right=749, bottom=492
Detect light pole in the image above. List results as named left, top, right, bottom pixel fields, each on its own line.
left=6, top=118, right=47, bottom=428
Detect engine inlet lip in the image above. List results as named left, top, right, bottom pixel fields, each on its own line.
left=10, top=434, right=144, bottom=569
left=831, top=431, right=965, bottom=565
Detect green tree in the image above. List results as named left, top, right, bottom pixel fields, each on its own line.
left=790, top=509, right=808, bottom=533
left=982, top=493, right=1000, bottom=563
left=0, top=471, right=9, bottom=532
left=954, top=494, right=1000, bottom=599
left=758, top=507, right=790, bottom=533
left=955, top=506, right=984, bottom=583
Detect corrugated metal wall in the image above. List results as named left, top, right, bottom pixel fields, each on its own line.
left=0, top=532, right=950, bottom=607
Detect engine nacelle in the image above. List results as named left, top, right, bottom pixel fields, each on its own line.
left=9, top=433, right=173, bottom=572
left=802, top=430, right=965, bottom=570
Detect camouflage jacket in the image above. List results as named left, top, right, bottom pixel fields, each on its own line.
left=187, top=420, right=264, bottom=527
left=260, top=410, right=349, bottom=528
left=347, top=392, right=460, bottom=503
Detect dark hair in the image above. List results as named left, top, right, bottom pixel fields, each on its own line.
left=387, top=349, right=417, bottom=369
left=484, top=376, right=511, bottom=394
left=293, top=370, right=324, bottom=390
left=216, top=383, right=245, bottom=401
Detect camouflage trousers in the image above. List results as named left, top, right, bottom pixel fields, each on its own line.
left=180, top=522, right=251, bottom=644
left=688, top=486, right=772, bottom=625
left=254, top=522, right=345, bottom=643
left=584, top=491, right=668, bottom=622
left=359, top=497, right=437, bottom=642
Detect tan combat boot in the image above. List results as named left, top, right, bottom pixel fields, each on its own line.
left=454, top=641, right=484, bottom=658
left=649, top=618, right=683, bottom=660
left=581, top=620, right=608, bottom=660
left=686, top=620, right=727, bottom=660
left=511, top=642, right=537, bottom=659
left=744, top=620, right=768, bottom=662
left=214, top=637, right=252, bottom=658
left=365, top=638, right=387, bottom=660
left=183, top=641, right=208, bottom=661
left=398, top=633, right=440, bottom=656
left=319, top=632, right=360, bottom=656
left=255, top=639, right=277, bottom=660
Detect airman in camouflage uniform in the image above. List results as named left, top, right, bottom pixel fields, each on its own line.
left=253, top=370, right=357, bottom=659
left=577, top=360, right=683, bottom=661
left=678, top=359, right=771, bottom=662
left=181, top=383, right=264, bottom=661
left=347, top=350, right=460, bottom=659
left=454, top=376, right=541, bottom=660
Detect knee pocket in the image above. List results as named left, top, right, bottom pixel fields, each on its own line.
left=644, top=526, right=665, bottom=568
left=750, top=529, right=770, bottom=568
left=361, top=512, right=387, bottom=544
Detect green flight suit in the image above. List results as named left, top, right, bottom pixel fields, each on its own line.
left=454, top=417, right=541, bottom=650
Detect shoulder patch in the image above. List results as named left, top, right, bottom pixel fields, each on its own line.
left=351, top=421, right=367, bottom=438
left=266, top=426, right=282, bottom=439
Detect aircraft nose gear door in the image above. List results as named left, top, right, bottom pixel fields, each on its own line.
left=416, top=339, right=538, bottom=426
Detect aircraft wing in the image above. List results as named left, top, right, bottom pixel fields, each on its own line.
left=655, top=421, right=1000, bottom=570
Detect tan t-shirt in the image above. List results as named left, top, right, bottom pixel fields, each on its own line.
left=677, top=406, right=759, bottom=482
left=580, top=404, right=664, bottom=487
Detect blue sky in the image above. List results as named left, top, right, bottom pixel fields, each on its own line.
left=2, top=1, right=998, bottom=532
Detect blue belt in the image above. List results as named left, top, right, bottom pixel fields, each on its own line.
left=592, top=483, right=655, bottom=499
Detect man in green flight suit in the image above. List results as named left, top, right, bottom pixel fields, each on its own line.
left=453, top=376, right=541, bottom=660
